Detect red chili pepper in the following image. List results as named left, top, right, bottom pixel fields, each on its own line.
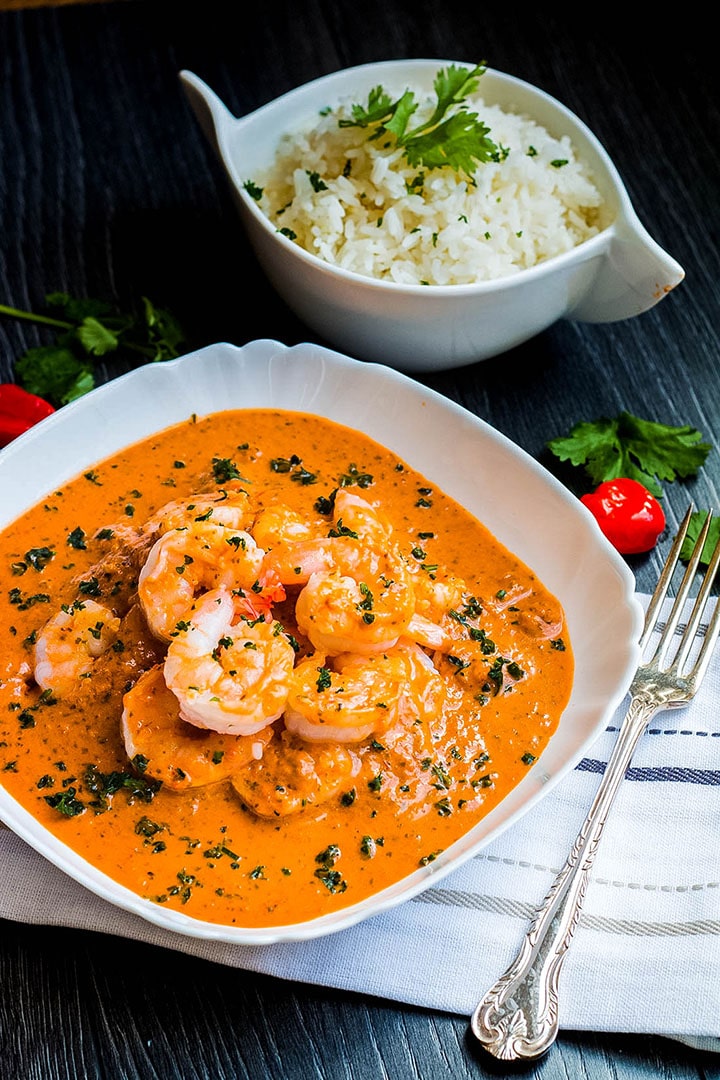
left=580, top=478, right=666, bottom=555
left=0, top=383, right=55, bottom=447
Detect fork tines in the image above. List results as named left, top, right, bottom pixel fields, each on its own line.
left=643, top=505, right=720, bottom=682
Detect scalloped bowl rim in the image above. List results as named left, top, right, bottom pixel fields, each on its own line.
left=0, top=340, right=643, bottom=944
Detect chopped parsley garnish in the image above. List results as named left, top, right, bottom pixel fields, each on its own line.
left=316, top=667, right=332, bottom=692
left=338, top=463, right=374, bottom=488
left=78, top=576, right=101, bottom=597
left=24, top=546, right=55, bottom=570
left=306, top=170, right=328, bottom=192
left=314, top=845, right=347, bottom=893
left=243, top=180, right=263, bottom=200
left=66, top=527, right=87, bottom=550
left=211, top=457, right=246, bottom=483
left=44, top=787, right=85, bottom=817
left=8, top=587, right=50, bottom=610
left=270, top=455, right=317, bottom=485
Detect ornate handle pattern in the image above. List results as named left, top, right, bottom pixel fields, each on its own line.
left=470, top=693, right=658, bottom=1060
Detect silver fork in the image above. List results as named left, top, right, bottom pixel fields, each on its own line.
left=470, top=504, right=720, bottom=1061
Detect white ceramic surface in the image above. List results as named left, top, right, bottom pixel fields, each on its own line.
left=0, top=340, right=644, bottom=944
left=180, top=61, right=684, bottom=372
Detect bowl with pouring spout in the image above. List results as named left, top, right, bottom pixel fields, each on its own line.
left=179, top=59, right=684, bottom=372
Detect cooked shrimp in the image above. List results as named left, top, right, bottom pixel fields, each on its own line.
left=514, top=609, right=564, bottom=640
left=163, top=587, right=296, bottom=736
left=251, top=503, right=326, bottom=549
left=138, top=522, right=266, bottom=640
left=34, top=599, right=121, bottom=696
left=231, top=728, right=358, bottom=817
left=297, top=543, right=416, bottom=654
left=143, top=486, right=255, bottom=538
left=395, top=639, right=448, bottom=725
left=284, top=647, right=413, bottom=743
left=407, top=561, right=466, bottom=622
left=330, top=489, right=394, bottom=545
left=263, top=526, right=416, bottom=655
left=122, top=664, right=274, bottom=791
left=261, top=490, right=395, bottom=583
left=406, top=612, right=453, bottom=651
left=260, top=535, right=337, bottom=586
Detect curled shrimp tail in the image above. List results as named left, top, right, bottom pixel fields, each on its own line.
left=34, top=599, right=121, bottom=697
left=122, top=664, right=274, bottom=791
left=163, top=587, right=296, bottom=736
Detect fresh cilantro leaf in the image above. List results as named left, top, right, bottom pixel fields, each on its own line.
left=403, top=112, right=497, bottom=175
left=679, top=511, right=720, bottom=566
left=432, top=64, right=485, bottom=115
left=14, top=346, right=94, bottom=405
left=343, top=85, right=397, bottom=127
left=44, top=292, right=115, bottom=322
left=546, top=411, right=711, bottom=497
left=142, top=297, right=185, bottom=361
left=63, top=368, right=95, bottom=402
left=339, top=63, right=497, bottom=178
left=0, top=292, right=186, bottom=407
left=76, top=316, right=119, bottom=356
left=382, top=90, right=419, bottom=140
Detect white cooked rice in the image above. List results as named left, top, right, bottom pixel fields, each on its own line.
left=253, top=89, right=612, bottom=286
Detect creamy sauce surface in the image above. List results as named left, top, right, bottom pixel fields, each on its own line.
left=0, top=409, right=573, bottom=928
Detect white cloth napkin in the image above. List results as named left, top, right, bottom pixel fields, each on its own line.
left=1, top=593, right=719, bottom=1047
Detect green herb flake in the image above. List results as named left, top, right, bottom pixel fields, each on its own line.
left=44, top=787, right=85, bottom=817
left=211, top=457, right=246, bottom=483
left=420, top=849, right=443, bottom=865
left=307, top=170, right=328, bottom=192
left=24, top=546, right=55, bottom=570
left=243, top=180, right=263, bottom=200
left=66, top=527, right=87, bottom=550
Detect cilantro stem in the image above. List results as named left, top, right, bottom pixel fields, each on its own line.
left=1, top=293, right=185, bottom=406
left=117, top=341, right=157, bottom=359
left=0, top=303, right=73, bottom=331
left=0, top=304, right=161, bottom=360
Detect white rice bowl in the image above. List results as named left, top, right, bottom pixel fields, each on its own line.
left=254, top=88, right=612, bottom=286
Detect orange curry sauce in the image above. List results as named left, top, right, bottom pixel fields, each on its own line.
left=0, top=409, right=573, bottom=928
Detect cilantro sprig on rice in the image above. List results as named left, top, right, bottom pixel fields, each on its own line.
left=248, top=62, right=608, bottom=286
left=339, top=63, right=499, bottom=179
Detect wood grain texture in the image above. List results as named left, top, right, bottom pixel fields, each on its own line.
left=1, top=2, right=719, bottom=1077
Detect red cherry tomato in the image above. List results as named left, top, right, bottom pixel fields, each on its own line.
left=580, top=478, right=666, bottom=554
left=0, top=383, right=55, bottom=447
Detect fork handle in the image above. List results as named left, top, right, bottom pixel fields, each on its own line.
left=470, top=693, right=657, bottom=1061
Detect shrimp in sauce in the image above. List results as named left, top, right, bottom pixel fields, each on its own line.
left=138, top=522, right=266, bottom=641
left=0, top=406, right=573, bottom=930
left=34, top=599, right=121, bottom=697
left=163, top=586, right=297, bottom=736
left=231, top=728, right=358, bottom=817
left=284, top=649, right=409, bottom=743
left=143, top=485, right=255, bottom=538
left=122, top=664, right=273, bottom=791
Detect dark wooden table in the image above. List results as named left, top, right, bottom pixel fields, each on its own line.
left=1, top=2, right=719, bottom=1077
